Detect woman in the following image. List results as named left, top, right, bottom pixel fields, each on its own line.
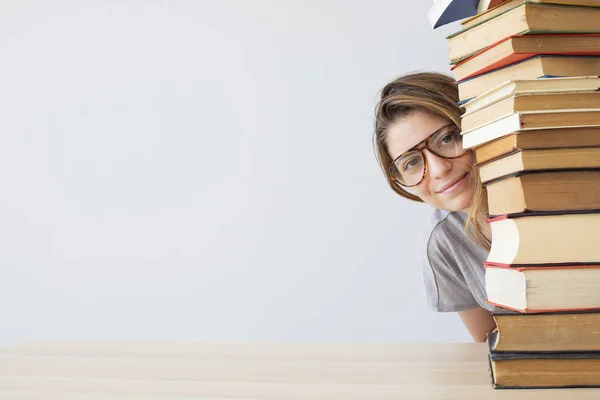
left=373, top=72, right=496, bottom=342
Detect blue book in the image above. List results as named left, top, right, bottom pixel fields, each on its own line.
left=428, top=0, right=479, bottom=29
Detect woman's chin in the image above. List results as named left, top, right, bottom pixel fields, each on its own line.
left=445, top=190, right=474, bottom=212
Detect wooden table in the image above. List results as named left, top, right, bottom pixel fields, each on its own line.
left=0, top=341, right=598, bottom=399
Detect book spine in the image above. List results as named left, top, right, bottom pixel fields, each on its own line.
left=486, top=214, right=509, bottom=223
left=484, top=261, right=600, bottom=270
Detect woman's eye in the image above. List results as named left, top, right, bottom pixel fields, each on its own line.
left=403, top=157, right=422, bottom=171
left=441, top=132, right=458, bottom=144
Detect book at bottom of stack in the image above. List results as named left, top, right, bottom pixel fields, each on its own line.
left=486, top=309, right=600, bottom=388
left=483, top=209, right=600, bottom=388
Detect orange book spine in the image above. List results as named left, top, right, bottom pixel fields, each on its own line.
left=486, top=214, right=508, bottom=223
left=451, top=34, right=600, bottom=80
left=484, top=262, right=600, bottom=271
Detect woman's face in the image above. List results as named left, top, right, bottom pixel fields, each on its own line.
left=386, top=110, right=475, bottom=211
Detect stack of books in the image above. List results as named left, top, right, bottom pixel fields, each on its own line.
left=450, top=0, right=600, bottom=102
left=445, top=0, right=600, bottom=390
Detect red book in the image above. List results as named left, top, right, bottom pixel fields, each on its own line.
left=451, top=34, right=600, bottom=81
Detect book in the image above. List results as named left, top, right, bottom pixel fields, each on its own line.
left=462, top=91, right=600, bottom=132
left=478, top=0, right=508, bottom=12
left=487, top=333, right=600, bottom=388
left=486, top=211, right=600, bottom=266
left=461, top=110, right=600, bottom=149
left=485, top=170, right=600, bottom=216
left=428, top=0, right=479, bottom=29
left=451, top=34, right=600, bottom=81
left=447, top=2, right=600, bottom=63
left=457, top=55, right=600, bottom=102
left=460, top=0, right=600, bottom=32
left=474, top=127, right=600, bottom=165
left=461, top=76, right=600, bottom=116
left=486, top=263, right=600, bottom=312
left=477, top=147, right=600, bottom=183
left=490, top=309, right=600, bottom=351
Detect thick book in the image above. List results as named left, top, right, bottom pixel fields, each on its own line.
left=490, top=309, right=600, bottom=351
left=461, top=110, right=600, bottom=149
left=473, top=127, right=600, bottom=165
left=460, top=0, right=600, bottom=33
left=486, top=263, right=600, bottom=313
left=457, top=55, right=600, bottom=102
left=461, top=90, right=600, bottom=133
left=485, top=170, right=600, bottom=216
left=452, top=34, right=600, bottom=81
left=487, top=331, right=600, bottom=388
left=461, top=76, right=600, bottom=116
left=447, top=1, right=600, bottom=63
left=477, top=147, right=600, bottom=183
left=486, top=211, right=600, bottom=266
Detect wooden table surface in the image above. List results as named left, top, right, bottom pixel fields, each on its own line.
left=0, top=341, right=598, bottom=399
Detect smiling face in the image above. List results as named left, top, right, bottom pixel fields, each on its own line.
left=385, top=110, right=475, bottom=211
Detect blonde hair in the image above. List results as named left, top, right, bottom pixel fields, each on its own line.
left=373, top=72, right=490, bottom=251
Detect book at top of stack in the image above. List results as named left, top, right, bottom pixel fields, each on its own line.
left=433, top=0, right=600, bottom=390
left=449, top=0, right=600, bottom=64
left=447, top=0, right=600, bottom=102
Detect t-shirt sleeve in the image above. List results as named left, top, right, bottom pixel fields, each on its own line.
left=421, top=224, right=480, bottom=312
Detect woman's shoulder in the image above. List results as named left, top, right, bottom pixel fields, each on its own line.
left=419, top=208, right=488, bottom=312
left=422, top=208, right=482, bottom=259
left=424, top=208, right=487, bottom=263
left=428, top=209, right=467, bottom=238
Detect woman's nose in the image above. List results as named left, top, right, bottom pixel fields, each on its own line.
left=423, top=148, right=452, bottom=179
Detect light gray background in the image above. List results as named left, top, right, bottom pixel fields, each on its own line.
left=0, top=0, right=471, bottom=345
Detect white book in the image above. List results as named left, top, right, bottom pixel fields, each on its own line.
left=461, top=76, right=600, bottom=116
left=461, top=110, right=600, bottom=149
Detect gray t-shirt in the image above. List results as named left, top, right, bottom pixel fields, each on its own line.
left=420, top=209, right=493, bottom=312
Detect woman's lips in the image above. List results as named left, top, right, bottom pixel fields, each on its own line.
left=437, top=173, right=468, bottom=194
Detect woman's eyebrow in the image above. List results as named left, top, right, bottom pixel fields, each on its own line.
left=430, top=123, right=455, bottom=136
left=406, top=123, right=455, bottom=151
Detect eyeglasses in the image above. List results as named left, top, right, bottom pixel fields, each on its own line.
left=389, top=125, right=466, bottom=188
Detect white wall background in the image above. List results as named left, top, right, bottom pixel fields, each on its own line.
left=0, top=0, right=471, bottom=345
